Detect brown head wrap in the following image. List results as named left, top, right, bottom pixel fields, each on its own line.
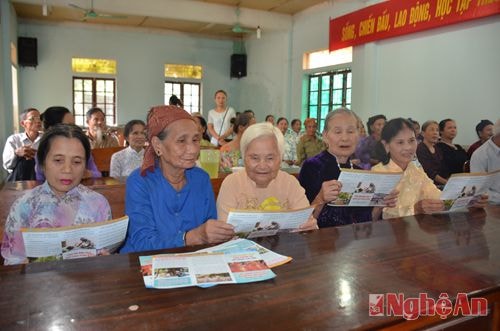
left=141, top=105, right=194, bottom=176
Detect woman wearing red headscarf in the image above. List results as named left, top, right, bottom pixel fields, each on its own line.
left=120, top=105, right=234, bottom=253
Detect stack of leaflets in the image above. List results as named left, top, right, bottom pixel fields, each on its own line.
left=139, top=238, right=291, bottom=289
left=327, top=169, right=402, bottom=207
left=439, top=170, right=500, bottom=212
left=227, top=206, right=314, bottom=238
left=21, top=216, right=129, bottom=263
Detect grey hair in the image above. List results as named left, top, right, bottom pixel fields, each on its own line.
left=494, top=119, right=500, bottom=136
left=20, top=108, right=38, bottom=122
left=322, top=107, right=359, bottom=134
left=240, top=122, right=284, bottom=159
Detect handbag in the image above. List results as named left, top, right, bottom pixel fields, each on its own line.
left=216, top=108, right=229, bottom=145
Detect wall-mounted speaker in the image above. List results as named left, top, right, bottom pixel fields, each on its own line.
left=230, top=54, right=246, bottom=78
left=18, top=37, right=38, bottom=67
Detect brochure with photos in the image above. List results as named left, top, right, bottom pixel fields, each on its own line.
left=227, top=207, right=314, bottom=238
left=327, top=169, right=402, bottom=207
left=141, top=251, right=275, bottom=289
left=139, top=239, right=291, bottom=288
left=439, top=170, right=500, bottom=212
left=21, top=216, right=129, bottom=263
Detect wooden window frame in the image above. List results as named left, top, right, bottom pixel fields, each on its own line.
left=72, top=76, right=117, bottom=126
left=164, top=80, right=201, bottom=114
left=307, top=69, right=352, bottom=131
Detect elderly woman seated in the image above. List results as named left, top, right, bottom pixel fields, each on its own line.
left=120, top=105, right=235, bottom=253
left=216, top=122, right=317, bottom=230
left=299, top=108, right=397, bottom=227
left=373, top=118, right=487, bottom=219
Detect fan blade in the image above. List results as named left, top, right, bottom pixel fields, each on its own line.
left=69, top=3, right=88, bottom=12
left=96, top=13, right=128, bottom=19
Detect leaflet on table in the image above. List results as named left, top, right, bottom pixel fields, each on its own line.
left=21, top=216, right=129, bottom=263
left=327, top=169, right=402, bottom=207
left=151, top=251, right=275, bottom=289
left=227, top=206, right=314, bottom=238
left=198, top=238, right=292, bottom=268
left=140, top=239, right=291, bottom=288
left=440, top=170, right=500, bottom=212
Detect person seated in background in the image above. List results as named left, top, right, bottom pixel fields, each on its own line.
left=243, top=109, right=257, bottom=125
left=1, top=124, right=112, bottom=265
left=85, top=107, right=119, bottom=149
left=2, top=108, right=42, bottom=181
left=120, top=105, right=234, bottom=253
left=265, top=115, right=275, bottom=125
left=299, top=108, right=397, bottom=227
left=216, top=122, right=317, bottom=231
left=409, top=118, right=423, bottom=143
left=283, top=118, right=302, bottom=167
left=372, top=118, right=487, bottom=219
left=168, top=94, right=183, bottom=108
left=296, top=118, right=325, bottom=165
left=110, top=119, right=146, bottom=177
left=220, top=113, right=252, bottom=170
left=416, top=120, right=448, bottom=186
left=350, top=114, right=368, bottom=169
left=192, top=114, right=214, bottom=147
left=276, top=117, right=289, bottom=136
left=36, top=106, right=101, bottom=180
left=276, top=117, right=291, bottom=167
left=436, top=118, right=468, bottom=177
left=467, top=119, right=493, bottom=158
left=470, top=119, right=500, bottom=204
left=354, top=114, right=386, bottom=170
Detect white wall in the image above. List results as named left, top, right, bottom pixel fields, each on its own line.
left=292, top=2, right=500, bottom=145
left=240, top=30, right=291, bottom=122
left=0, top=1, right=18, bottom=181
left=17, top=22, right=238, bottom=124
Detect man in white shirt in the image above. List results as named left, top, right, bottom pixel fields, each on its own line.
left=470, top=119, right=500, bottom=204
left=2, top=108, right=42, bottom=180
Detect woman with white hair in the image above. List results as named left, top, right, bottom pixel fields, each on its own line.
left=216, top=122, right=317, bottom=230
left=299, top=108, right=398, bottom=227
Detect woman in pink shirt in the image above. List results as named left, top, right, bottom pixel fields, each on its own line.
left=216, top=122, right=317, bottom=231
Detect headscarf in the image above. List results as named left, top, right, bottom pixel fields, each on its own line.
left=141, top=105, right=194, bottom=176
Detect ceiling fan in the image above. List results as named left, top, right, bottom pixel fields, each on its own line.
left=230, top=7, right=261, bottom=38
left=69, top=0, right=127, bottom=19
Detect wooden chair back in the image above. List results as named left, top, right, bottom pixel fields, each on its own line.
left=91, top=146, right=126, bottom=176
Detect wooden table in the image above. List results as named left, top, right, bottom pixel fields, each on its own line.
left=1, top=207, right=499, bottom=330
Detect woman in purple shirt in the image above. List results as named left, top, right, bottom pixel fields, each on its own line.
left=299, top=108, right=397, bottom=228
left=36, top=106, right=101, bottom=180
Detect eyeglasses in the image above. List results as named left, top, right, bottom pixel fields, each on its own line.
left=26, top=116, right=41, bottom=122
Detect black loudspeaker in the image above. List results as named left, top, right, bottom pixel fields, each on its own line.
left=18, top=37, right=38, bottom=67
left=230, top=54, right=247, bottom=78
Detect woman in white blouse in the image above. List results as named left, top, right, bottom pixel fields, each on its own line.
left=110, top=120, right=146, bottom=177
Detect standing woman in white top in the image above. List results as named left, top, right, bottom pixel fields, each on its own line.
left=110, top=120, right=146, bottom=177
left=207, top=90, right=236, bottom=146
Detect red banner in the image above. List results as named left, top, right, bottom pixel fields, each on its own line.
left=329, top=0, right=500, bottom=51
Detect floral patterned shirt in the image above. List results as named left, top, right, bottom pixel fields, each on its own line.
left=1, top=181, right=112, bottom=265
left=110, top=146, right=145, bottom=177
left=283, top=130, right=302, bottom=162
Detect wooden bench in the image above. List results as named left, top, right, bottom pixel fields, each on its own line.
left=91, top=146, right=126, bottom=177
